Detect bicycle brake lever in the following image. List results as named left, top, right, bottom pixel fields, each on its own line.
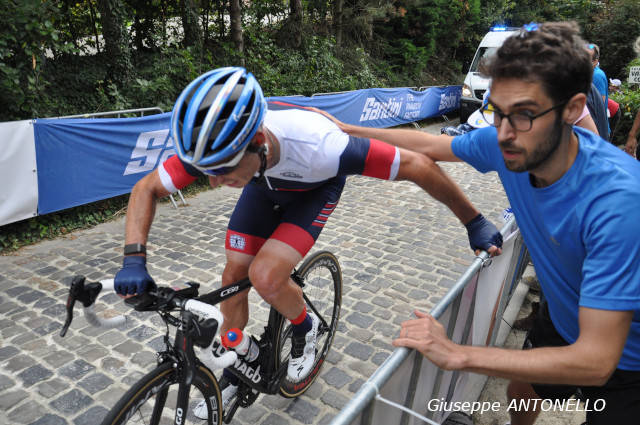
left=60, top=291, right=76, bottom=338
left=60, top=275, right=86, bottom=337
left=60, top=276, right=104, bottom=337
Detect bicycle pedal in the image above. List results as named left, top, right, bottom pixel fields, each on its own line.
left=222, top=397, right=240, bottom=424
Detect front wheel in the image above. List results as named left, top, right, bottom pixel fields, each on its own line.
left=276, top=250, right=342, bottom=397
left=100, top=362, right=222, bottom=425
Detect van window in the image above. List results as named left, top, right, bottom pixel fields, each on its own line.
left=470, top=47, right=498, bottom=72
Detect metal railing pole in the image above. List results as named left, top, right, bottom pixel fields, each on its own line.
left=330, top=220, right=517, bottom=425
left=330, top=250, right=491, bottom=425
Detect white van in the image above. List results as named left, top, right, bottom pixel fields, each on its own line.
left=459, top=26, right=518, bottom=122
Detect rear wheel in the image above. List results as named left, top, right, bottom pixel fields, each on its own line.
left=100, top=362, right=222, bottom=425
left=275, top=251, right=342, bottom=397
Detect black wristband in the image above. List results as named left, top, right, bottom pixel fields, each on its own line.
left=124, top=243, right=146, bottom=255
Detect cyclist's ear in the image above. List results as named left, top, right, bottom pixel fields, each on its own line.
left=252, top=126, right=267, bottom=146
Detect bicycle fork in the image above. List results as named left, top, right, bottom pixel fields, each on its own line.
left=172, top=312, right=199, bottom=425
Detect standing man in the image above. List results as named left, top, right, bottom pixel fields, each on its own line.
left=318, top=22, right=640, bottom=424
left=114, top=67, right=503, bottom=412
left=587, top=43, right=610, bottom=136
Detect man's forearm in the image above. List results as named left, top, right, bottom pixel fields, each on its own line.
left=125, top=187, right=157, bottom=246
left=343, top=124, right=457, bottom=161
left=461, top=344, right=613, bottom=387
left=397, top=151, right=478, bottom=224
left=629, top=109, right=640, bottom=140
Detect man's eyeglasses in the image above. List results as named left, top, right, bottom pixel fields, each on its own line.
left=481, top=101, right=567, bottom=132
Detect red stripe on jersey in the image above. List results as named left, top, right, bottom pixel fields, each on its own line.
left=312, top=221, right=325, bottom=228
left=225, top=230, right=266, bottom=256
left=362, top=138, right=396, bottom=180
left=270, top=223, right=315, bottom=257
left=163, top=155, right=197, bottom=189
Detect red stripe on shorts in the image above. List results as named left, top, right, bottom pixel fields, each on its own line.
left=270, top=223, right=315, bottom=257
left=225, top=230, right=266, bottom=256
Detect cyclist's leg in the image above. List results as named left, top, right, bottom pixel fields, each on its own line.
left=251, top=177, right=345, bottom=321
left=249, top=178, right=344, bottom=382
left=222, top=183, right=283, bottom=332
left=249, top=240, right=305, bottom=318
left=219, top=252, right=252, bottom=333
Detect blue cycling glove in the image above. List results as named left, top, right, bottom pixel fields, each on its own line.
left=114, top=256, right=156, bottom=295
left=465, top=214, right=503, bottom=252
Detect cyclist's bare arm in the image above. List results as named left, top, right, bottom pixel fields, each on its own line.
left=125, top=170, right=172, bottom=249
left=309, top=107, right=459, bottom=162
left=396, top=149, right=479, bottom=225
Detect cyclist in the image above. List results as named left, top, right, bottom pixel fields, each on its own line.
left=114, top=67, right=503, bottom=410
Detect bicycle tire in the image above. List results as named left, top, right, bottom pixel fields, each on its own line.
left=275, top=250, right=342, bottom=397
left=100, top=362, right=222, bottom=425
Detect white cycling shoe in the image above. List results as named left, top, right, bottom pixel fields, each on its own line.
left=193, top=377, right=238, bottom=419
left=286, top=312, right=320, bottom=383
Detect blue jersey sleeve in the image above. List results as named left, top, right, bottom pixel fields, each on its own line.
left=451, top=127, right=501, bottom=173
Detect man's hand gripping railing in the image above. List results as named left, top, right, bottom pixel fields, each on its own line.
left=60, top=275, right=237, bottom=371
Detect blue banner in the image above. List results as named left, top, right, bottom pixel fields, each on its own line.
left=268, top=86, right=460, bottom=128
left=32, top=86, right=460, bottom=215
left=33, top=113, right=174, bottom=214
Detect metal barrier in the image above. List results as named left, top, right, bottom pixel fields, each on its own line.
left=312, top=90, right=356, bottom=97
left=55, top=107, right=187, bottom=209
left=330, top=220, right=529, bottom=425
left=57, top=107, right=164, bottom=119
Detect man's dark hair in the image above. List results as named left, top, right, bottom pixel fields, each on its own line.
left=588, top=43, right=600, bottom=61
left=480, top=21, right=593, bottom=104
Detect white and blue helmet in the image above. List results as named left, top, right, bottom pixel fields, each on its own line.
left=170, top=67, right=267, bottom=172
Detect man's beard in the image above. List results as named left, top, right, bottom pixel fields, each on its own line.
left=500, top=114, right=565, bottom=173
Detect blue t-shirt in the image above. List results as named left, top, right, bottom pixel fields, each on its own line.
left=593, top=66, right=609, bottom=131
left=452, top=126, right=640, bottom=370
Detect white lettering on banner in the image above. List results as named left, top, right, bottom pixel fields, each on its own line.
left=123, top=129, right=175, bottom=176
left=359, top=97, right=402, bottom=122
left=403, top=94, right=422, bottom=120
left=630, top=66, right=640, bottom=84
left=438, top=93, right=458, bottom=111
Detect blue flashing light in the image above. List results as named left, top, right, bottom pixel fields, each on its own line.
left=491, top=25, right=508, bottom=32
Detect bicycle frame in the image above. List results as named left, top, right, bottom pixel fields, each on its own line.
left=60, top=256, right=334, bottom=425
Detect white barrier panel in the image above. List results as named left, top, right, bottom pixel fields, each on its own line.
left=332, top=226, right=526, bottom=425
left=0, top=120, right=38, bottom=226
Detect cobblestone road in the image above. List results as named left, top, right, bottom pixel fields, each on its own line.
left=0, top=123, right=510, bottom=425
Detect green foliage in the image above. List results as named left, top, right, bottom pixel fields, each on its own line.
left=0, top=0, right=69, bottom=120
left=371, top=0, right=483, bottom=87
left=610, top=58, right=640, bottom=144
left=243, top=30, right=383, bottom=96
left=582, top=0, right=640, bottom=80
left=4, top=0, right=640, bottom=248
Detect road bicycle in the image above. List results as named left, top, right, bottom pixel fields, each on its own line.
left=60, top=250, right=342, bottom=425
